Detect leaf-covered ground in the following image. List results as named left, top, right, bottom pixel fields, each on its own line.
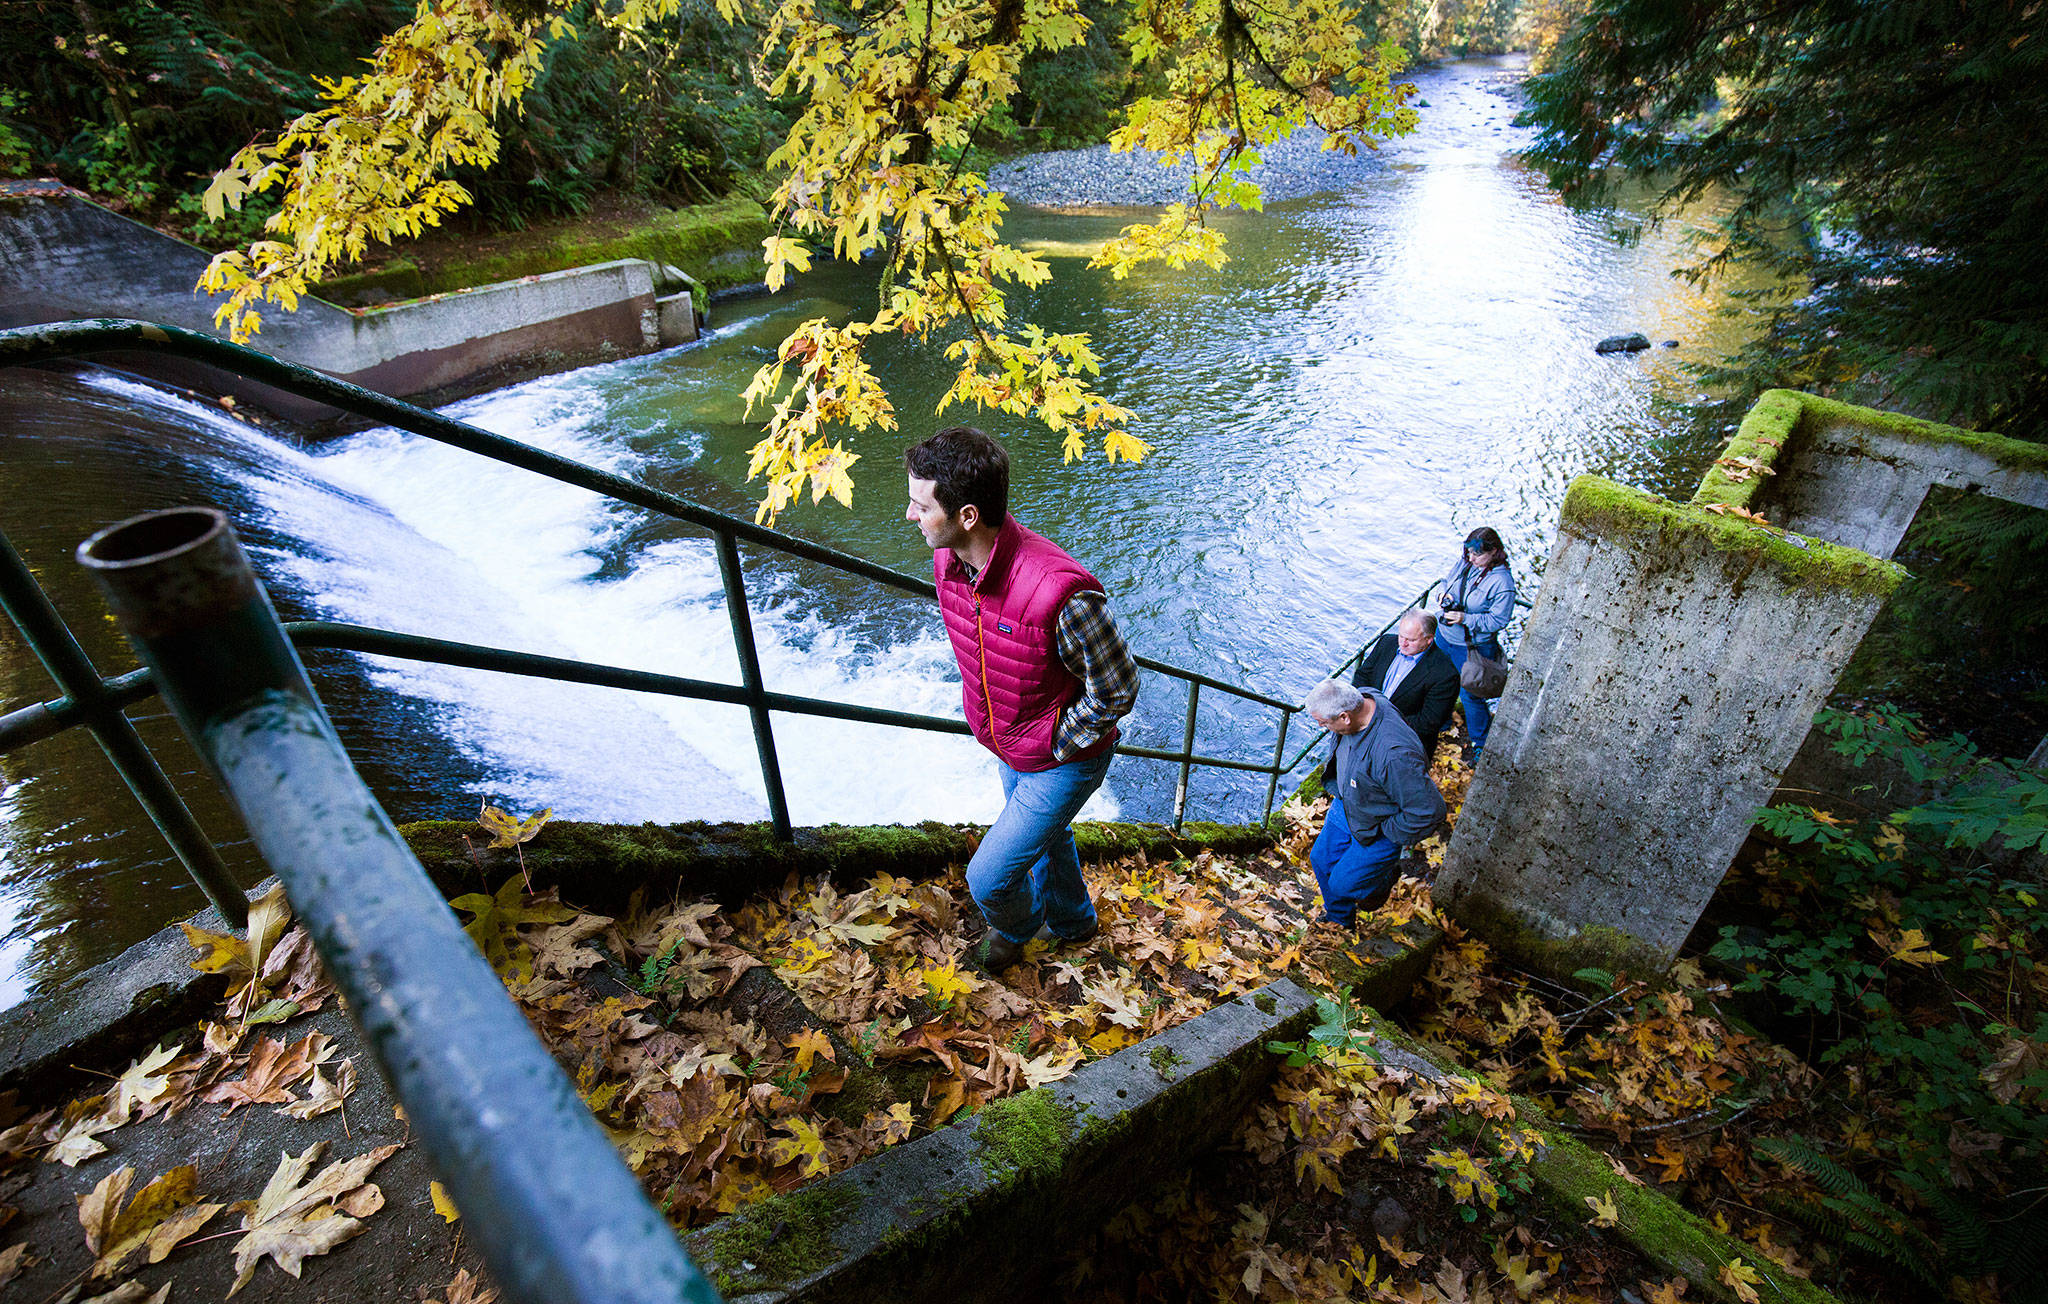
left=0, top=736, right=1936, bottom=1304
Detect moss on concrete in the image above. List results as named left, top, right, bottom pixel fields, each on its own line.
left=1445, top=890, right=1671, bottom=982
left=1561, top=475, right=1906, bottom=600
left=972, top=1087, right=1079, bottom=1183
left=1694, top=388, right=1805, bottom=511
left=1359, top=1022, right=1843, bottom=1304
left=312, top=258, right=427, bottom=305
left=1526, top=1127, right=1842, bottom=1304
left=703, top=1180, right=861, bottom=1296
left=1774, top=389, right=2048, bottom=475
left=1146, top=1045, right=1191, bottom=1080
left=1071, top=820, right=1276, bottom=861
left=402, top=816, right=1278, bottom=914
left=1695, top=389, right=2048, bottom=517
left=412, top=194, right=771, bottom=295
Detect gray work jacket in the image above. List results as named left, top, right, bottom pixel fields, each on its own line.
left=1326, top=690, right=1447, bottom=846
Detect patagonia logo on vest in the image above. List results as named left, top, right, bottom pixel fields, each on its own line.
left=997, top=622, right=1014, bottom=634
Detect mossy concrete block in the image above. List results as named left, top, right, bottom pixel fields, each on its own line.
left=401, top=817, right=1275, bottom=915
left=1358, top=1019, right=1843, bottom=1304
left=1438, top=477, right=1900, bottom=975
left=0, top=879, right=275, bottom=1102
left=1725, top=390, right=2048, bottom=560
left=1320, top=915, right=1443, bottom=1012
left=688, top=978, right=1317, bottom=1303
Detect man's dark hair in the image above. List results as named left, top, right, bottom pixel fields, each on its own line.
left=905, top=426, right=1009, bottom=527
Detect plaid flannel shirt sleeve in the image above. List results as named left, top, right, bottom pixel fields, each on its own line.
left=1052, top=589, right=1139, bottom=762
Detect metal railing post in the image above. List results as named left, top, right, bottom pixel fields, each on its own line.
left=77, top=507, right=721, bottom=1304
left=0, top=527, right=248, bottom=928
left=714, top=531, right=793, bottom=841
left=1172, top=680, right=1200, bottom=831
left=1262, top=708, right=1293, bottom=825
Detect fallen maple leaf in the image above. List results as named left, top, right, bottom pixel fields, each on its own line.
left=280, top=1058, right=357, bottom=1121
left=425, top=1267, right=499, bottom=1304
left=108, top=1045, right=182, bottom=1121
left=204, top=1033, right=327, bottom=1113
left=0, top=1241, right=33, bottom=1288
left=430, top=1181, right=461, bottom=1223
left=450, top=877, right=577, bottom=983
left=46, top=1095, right=123, bottom=1167
left=478, top=800, right=551, bottom=850
left=183, top=884, right=293, bottom=1018
left=227, top=1141, right=400, bottom=1295
left=768, top=1117, right=830, bottom=1178
left=77, top=1164, right=222, bottom=1279
left=786, top=1028, right=836, bottom=1074
left=1585, top=1190, right=1620, bottom=1227
left=1719, top=1257, right=1763, bottom=1304
left=77, top=1281, right=169, bottom=1304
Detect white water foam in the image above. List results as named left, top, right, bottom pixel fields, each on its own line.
left=79, top=369, right=1119, bottom=827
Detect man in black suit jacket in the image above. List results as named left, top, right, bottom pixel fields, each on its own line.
left=1350, top=612, right=1460, bottom=756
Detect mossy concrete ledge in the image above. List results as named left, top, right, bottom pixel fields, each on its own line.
left=688, top=978, right=1317, bottom=1303
left=399, top=817, right=1277, bottom=915
left=1317, top=913, right=1443, bottom=1013
left=1360, top=1017, right=1843, bottom=1304
left=1439, top=474, right=1904, bottom=976
left=1735, top=389, right=2048, bottom=559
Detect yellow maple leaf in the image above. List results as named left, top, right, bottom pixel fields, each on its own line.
left=786, top=1028, right=836, bottom=1074
left=1879, top=927, right=1950, bottom=966
left=784, top=938, right=832, bottom=973
left=768, top=1118, right=830, bottom=1178
left=476, top=800, right=551, bottom=849
left=1585, top=1190, right=1620, bottom=1227
left=1491, top=1242, right=1552, bottom=1298
left=920, top=960, right=979, bottom=1006
left=1644, top=1278, right=1690, bottom=1304
left=1719, top=1257, right=1763, bottom=1304
left=429, top=1181, right=460, bottom=1224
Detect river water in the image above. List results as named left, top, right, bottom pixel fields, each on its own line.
left=0, top=56, right=1772, bottom=1007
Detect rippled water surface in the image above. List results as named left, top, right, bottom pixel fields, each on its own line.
left=0, top=56, right=1774, bottom=1005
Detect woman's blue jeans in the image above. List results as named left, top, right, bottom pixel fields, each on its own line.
left=968, top=750, right=1113, bottom=945
left=1435, top=631, right=1501, bottom=753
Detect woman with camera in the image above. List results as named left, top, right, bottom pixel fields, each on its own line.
left=1433, top=527, right=1516, bottom=758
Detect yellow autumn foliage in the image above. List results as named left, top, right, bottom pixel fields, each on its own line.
left=198, top=0, right=1417, bottom=519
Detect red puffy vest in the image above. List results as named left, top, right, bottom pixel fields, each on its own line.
left=935, top=517, right=1117, bottom=773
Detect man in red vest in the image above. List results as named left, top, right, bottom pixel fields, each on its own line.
left=906, top=426, right=1139, bottom=972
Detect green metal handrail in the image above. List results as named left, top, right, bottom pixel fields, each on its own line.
left=0, top=319, right=1303, bottom=862
left=1283, top=578, right=1537, bottom=775
left=77, top=506, right=719, bottom=1304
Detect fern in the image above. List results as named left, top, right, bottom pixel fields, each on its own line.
left=1755, top=1137, right=1943, bottom=1286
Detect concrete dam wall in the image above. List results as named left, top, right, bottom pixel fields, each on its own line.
left=0, top=183, right=697, bottom=418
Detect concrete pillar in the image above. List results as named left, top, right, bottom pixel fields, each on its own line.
left=1434, top=476, right=1905, bottom=974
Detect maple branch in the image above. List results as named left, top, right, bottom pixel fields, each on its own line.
left=931, top=229, right=997, bottom=358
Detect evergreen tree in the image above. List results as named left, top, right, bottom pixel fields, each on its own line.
left=1520, top=0, right=2048, bottom=441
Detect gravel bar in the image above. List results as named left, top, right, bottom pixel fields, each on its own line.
left=986, top=127, right=1397, bottom=208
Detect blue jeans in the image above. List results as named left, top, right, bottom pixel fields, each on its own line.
left=1436, top=631, right=1500, bottom=753
left=1309, top=809, right=1401, bottom=927
left=968, top=750, right=1113, bottom=945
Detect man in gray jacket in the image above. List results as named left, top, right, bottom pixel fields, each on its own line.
left=1303, top=679, right=1446, bottom=926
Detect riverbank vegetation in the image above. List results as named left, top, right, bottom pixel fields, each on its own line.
left=1521, top=0, right=2048, bottom=753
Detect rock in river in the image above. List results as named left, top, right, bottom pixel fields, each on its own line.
left=1595, top=333, right=1653, bottom=354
